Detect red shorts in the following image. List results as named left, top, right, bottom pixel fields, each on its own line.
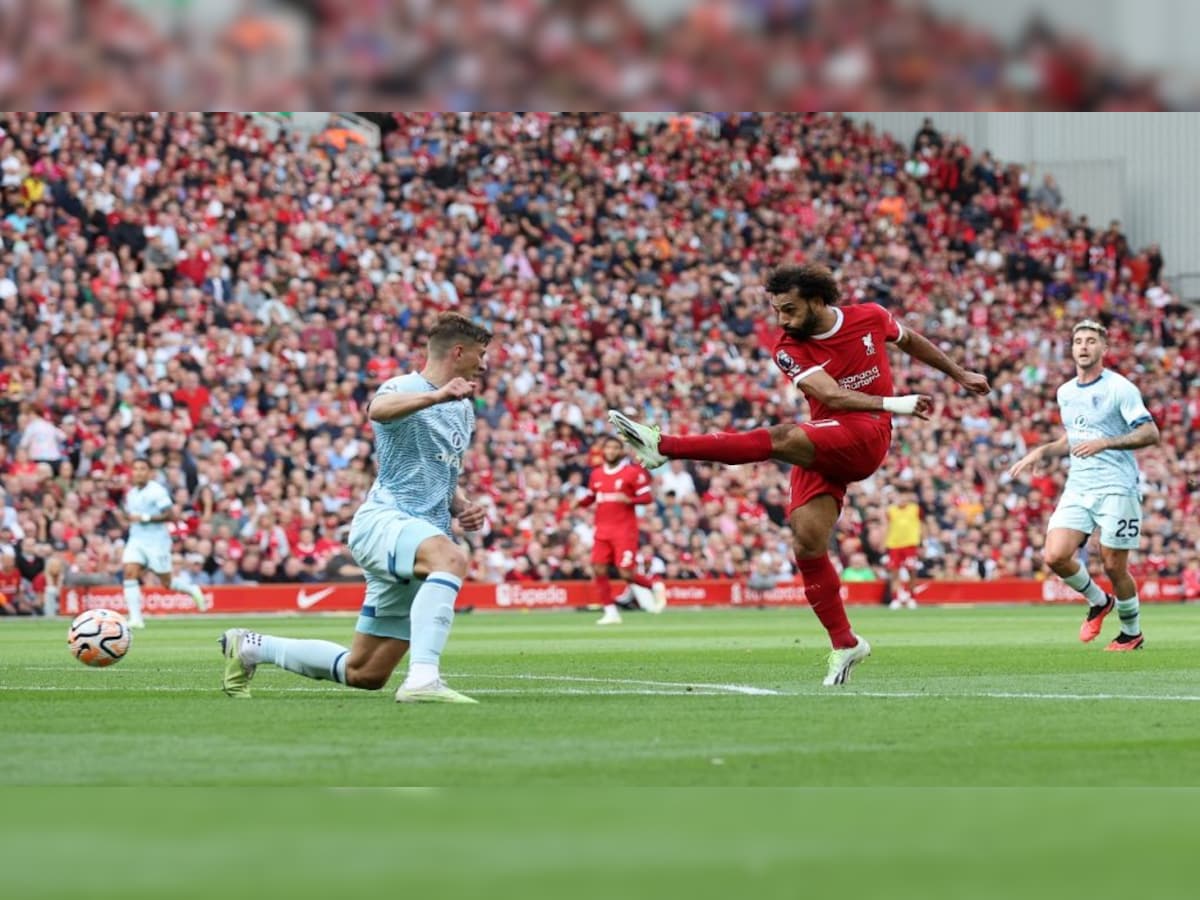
left=886, top=545, right=919, bottom=572
left=787, top=413, right=892, bottom=516
left=592, top=534, right=638, bottom=569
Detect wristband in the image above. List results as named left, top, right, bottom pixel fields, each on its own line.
left=882, top=395, right=919, bottom=415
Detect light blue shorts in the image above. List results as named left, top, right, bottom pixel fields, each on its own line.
left=348, top=504, right=446, bottom=640
left=121, top=537, right=173, bottom=574
left=1047, top=491, right=1143, bottom=551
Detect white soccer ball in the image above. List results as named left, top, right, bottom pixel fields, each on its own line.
left=67, top=608, right=132, bottom=668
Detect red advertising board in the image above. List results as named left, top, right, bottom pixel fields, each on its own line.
left=58, top=576, right=1192, bottom=617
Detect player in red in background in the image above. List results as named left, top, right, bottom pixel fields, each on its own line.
left=611, top=264, right=990, bottom=683
left=577, top=436, right=668, bottom=625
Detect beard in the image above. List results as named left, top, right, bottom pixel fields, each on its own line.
left=782, top=307, right=823, bottom=340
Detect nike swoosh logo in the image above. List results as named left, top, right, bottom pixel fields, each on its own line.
left=296, top=587, right=335, bottom=610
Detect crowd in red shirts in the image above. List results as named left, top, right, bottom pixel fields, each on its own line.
left=1, top=112, right=1197, bottom=615
left=0, top=1, right=1180, bottom=111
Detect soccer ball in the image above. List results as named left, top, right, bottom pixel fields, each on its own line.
left=67, top=608, right=132, bottom=667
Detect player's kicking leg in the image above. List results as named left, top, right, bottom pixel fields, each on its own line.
left=608, top=411, right=668, bottom=468
left=1043, top=527, right=1117, bottom=642
left=611, top=411, right=877, bottom=684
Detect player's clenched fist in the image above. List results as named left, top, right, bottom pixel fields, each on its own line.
left=956, top=371, right=991, bottom=395
left=456, top=503, right=487, bottom=531
left=439, top=378, right=477, bottom=401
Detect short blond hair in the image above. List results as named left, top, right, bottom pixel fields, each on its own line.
left=1072, top=319, right=1108, bottom=340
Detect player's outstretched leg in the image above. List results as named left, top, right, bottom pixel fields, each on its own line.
left=607, top=411, right=666, bottom=468
left=609, top=410, right=774, bottom=470
left=219, top=629, right=350, bottom=698
left=219, top=629, right=256, bottom=699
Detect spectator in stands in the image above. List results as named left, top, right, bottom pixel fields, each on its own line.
left=0, top=110, right=1195, bottom=609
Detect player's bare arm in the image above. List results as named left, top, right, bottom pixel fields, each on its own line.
left=798, top=368, right=935, bottom=419
left=1073, top=420, right=1160, bottom=458
left=895, top=328, right=991, bottom=394
left=1008, top=434, right=1069, bottom=479
left=368, top=378, right=477, bottom=423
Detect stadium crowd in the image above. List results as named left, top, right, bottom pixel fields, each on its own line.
left=0, top=0, right=1182, bottom=111
left=1, top=110, right=1199, bottom=615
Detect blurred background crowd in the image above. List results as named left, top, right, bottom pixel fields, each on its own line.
left=1, top=110, right=1199, bottom=615
left=0, top=0, right=1192, bottom=111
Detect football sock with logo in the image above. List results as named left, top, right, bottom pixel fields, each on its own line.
left=1062, top=565, right=1107, bottom=606
left=123, top=579, right=143, bottom=623
left=248, top=634, right=350, bottom=683
left=402, top=571, right=463, bottom=688
left=658, top=429, right=773, bottom=465
left=1116, top=592, right=1141, bottom=636
left=796, top=554, right=857, bottom=649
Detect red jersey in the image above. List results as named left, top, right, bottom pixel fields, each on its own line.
left=771, top=303, right=903, bottom=422
left=0, top=567, right=21, bottom=601
left=579, top=462, right=653, bottom=536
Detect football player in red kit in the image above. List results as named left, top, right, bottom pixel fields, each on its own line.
left=610, top=264, right=989, bottom=683
left=577, top=436, right=668, bottom=625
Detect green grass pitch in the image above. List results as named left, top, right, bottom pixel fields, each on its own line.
left=4, top=605, right=1200, bottom=786
left=4, top=605, right=1200, bottom=899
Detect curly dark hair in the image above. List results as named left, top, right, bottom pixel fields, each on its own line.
left=428, top=312, right=493, bottom=357
left=764, top=264, right=840, bottom=306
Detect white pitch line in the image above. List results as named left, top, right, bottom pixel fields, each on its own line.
left=448, top=673, right=784, bottom=696
left=9, top=678, right=1200, bottom=703
left=1, top=685, right=745, bottom=697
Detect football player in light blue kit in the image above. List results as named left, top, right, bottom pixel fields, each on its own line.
left=220, top=313, right=491, bottom=702
left=121, top=457, right=208, bottom=628
left=1009, top=320, right=1160, bottom=650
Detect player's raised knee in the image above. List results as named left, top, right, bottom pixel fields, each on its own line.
left=1042, top=546, right=1074, bottom=571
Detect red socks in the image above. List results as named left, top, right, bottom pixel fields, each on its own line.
left=594, top=575, right=613, bottom=606
left=658, top=429, right=772, bottom=465
left=795, top=554, right=857, bottom=649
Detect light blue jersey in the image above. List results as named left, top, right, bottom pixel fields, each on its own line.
left=124, top=480, right=172, bottom=542
left=364, top=372, right=475, bottom=535
left=1057, top=369, right=1152, bottom=496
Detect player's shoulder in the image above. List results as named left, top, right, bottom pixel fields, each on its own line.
left=377, top=372, right=428, bottom=395
left=624, top=460, right=651, bottom=479
left=1104, top=369, right=1141, bottom=394
left=843, top=302, right=888, bottom=324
